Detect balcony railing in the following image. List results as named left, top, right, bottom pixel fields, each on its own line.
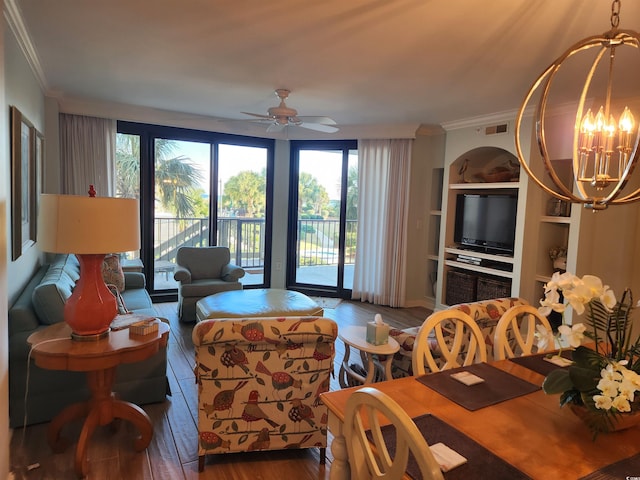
left=154, top=217, right=356, bottom=269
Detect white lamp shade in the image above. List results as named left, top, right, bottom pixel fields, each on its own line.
left=38, top=194, right=141, bottom=254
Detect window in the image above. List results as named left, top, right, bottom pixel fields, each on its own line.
left=116, top=122, right=274, bottom=298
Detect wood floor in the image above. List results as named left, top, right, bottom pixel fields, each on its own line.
left=9, top=299, right=430, bottom=480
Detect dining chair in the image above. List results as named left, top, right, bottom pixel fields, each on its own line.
left=412, top=310, right=487, bottom=375
left=344, top=386, right=444, bottom=480
left=493, top=304, right=554, bottom=360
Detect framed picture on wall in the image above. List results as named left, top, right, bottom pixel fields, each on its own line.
left=10, top=106, right=39, bottom=261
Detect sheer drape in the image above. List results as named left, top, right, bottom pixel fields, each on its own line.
left=352, top=139, right=412, bottom=307
left=59, top=114, right=116, bottom=196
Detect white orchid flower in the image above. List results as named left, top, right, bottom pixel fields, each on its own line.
left=600, top=288, right=617, bottom=310
left=617, top=379, right=637, bottom=402
left=558, top=323, right=585, bottom=348
left=539, top=289, right=563, bottom=316
left=597, top=377, right=620, bottom=397
left=601, top=363, right=624, bottom=382
left=535, top=324, right=556, bottom=351
left=556, top=271, right=578, bottom=290
left=593, top=394, right=613, bottom=410
left=612, top=395, right=632, bottom=412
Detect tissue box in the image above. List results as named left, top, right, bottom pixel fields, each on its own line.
left=366, top=321, right=390, bottom=345
left=129, top=319, right=159, bottom=337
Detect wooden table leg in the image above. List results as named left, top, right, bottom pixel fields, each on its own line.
left=338, top=344, right=352, bottom=388
left=327, top=412, right=350, bottom=480
left=48, top=367, right=154, bottom=478
left=111, top=399, right=153, bottom=451
left=48, top=402, right=90, bottom=453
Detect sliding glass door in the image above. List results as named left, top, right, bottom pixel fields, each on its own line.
left=217, top=144, right=269, bottom=286
left=288, top=140, right=358, bottom=297
left=116, top=122, right=273, bottom=298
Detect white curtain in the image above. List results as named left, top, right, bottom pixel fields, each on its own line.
left=352, top=139, right=412, bottom=307
left=59, top=113, right=116, bottom=196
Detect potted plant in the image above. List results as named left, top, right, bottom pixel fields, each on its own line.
left=538, top=272, right=640, bottom=435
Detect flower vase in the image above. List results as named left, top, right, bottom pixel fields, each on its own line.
left=569, top=403, right=640, bottom=432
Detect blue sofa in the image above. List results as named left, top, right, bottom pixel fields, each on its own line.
left=8, top=254, right=170, bottom=428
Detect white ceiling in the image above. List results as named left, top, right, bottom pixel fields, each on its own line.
left=10, top=0, right=640, bottom=139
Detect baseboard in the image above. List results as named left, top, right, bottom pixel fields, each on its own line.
left=404, top=297, right=434, bottom=310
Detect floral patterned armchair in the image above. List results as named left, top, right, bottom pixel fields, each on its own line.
left=389, top=297, right=530, bottom=378
left=192, top=316, right=338, bottom=471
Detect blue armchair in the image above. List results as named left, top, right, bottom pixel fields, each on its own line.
left=173, top=246, right=245, bottom=322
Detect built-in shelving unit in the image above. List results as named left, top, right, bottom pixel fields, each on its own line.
left=436, top=145, right=522, bottom=306
left=432, top=110, right=639, bottom=316
left=426, top=168, right=444, bottom=306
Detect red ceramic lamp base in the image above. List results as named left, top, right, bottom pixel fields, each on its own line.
left=64, top=254, right=117, bottom=340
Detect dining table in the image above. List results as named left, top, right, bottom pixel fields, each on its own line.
left=320, top=354, right=640, bottom=480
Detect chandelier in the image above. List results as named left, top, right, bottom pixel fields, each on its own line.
left=515, top=0, right=640, bottom=210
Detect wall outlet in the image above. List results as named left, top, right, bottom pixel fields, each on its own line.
left=274, top=261, right=282, bottom=271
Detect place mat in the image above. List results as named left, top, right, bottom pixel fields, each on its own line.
left=415, top=363, right=540, bottom=411
left=579, top=452, right=640, bottom=479
left=509, top=350, right=573, bottom=376
left=370, top=414, right=531, bottom=479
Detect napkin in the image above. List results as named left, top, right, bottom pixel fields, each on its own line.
left=429, top=442, right=468, bottom=472
left=450, top=370, right=485, bottom=386
left=543, top=354, right=573, bottom=367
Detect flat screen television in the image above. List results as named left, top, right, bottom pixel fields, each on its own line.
left=453, top=193, right=518, bottom=254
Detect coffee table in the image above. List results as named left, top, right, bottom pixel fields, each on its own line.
left=27, top=321, right=169, bottom=478
left=338, top=325, right=400, bottom=387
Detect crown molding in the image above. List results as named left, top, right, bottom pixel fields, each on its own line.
left=4, top=0, right=47, bottom=91
left=440, top=108, right=520, bottom=131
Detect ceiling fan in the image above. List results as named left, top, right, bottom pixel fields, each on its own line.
left=242, top=89, right=339, bottom=133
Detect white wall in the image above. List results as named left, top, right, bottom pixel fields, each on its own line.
left=5, top=18, right=45, bottom=305
left=0, top=14, right=9, bottom=480
left=3, top=14, right=46, bottom=478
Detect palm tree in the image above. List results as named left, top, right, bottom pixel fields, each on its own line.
left=155, top=155, right=203, bottom=218
left=116, top=135, right=203, bottom=218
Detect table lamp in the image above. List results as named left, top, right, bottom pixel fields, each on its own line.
left=37, top=186, right=140, bottom=340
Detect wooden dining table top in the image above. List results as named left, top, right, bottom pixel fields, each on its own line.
left=320, top=357, right=640, bottom=480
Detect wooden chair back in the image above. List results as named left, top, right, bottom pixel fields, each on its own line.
left=493, top=304, right=554, bottom=360
left=412, top=310, right=487, bottom=375
left=344, top=387, right=444, bottom=480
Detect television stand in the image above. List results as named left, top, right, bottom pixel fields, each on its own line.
left=444, top=247, right=514, bottom=278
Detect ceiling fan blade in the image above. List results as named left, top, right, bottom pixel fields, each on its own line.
left=266, top=123, right=286, bottom=133
left=298, top=122, right=340, bottom=133
left=297, top=116, right=337, bottom=125
left=242, top=111, right=273, bottom=120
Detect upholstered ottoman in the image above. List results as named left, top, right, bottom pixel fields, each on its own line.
left=195, top=288, right=323, bottom=322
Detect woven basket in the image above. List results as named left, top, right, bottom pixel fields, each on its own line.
left=477, top=276, right=511, bottom=301
left=446, top=270, right=477, bottom=305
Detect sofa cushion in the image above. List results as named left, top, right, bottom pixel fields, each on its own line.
left=31, top=263, right=76, bottom=326
left=62, top=254, right=80, bottom=282
left=102, top=254, right=125, bottom=292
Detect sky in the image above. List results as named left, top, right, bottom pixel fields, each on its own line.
left=170, top=140, right=349, bottom=200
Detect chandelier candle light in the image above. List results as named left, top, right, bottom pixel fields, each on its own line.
left=37, top=186, right=140, bottom=340
left=515, top=0, right=640, bottom=210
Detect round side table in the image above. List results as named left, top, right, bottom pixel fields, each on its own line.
left=27, top=321, right=169, bottom=478
left=338, top=325, right=400, bottom=387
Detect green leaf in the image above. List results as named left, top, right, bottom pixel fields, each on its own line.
left=542, top=369, right=573, bottom=394
left=571, top=346, right=601, bottom=367
left=568, top=365, right=599, bottom=392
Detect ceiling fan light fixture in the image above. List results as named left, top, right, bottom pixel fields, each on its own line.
left=242, top=89, right=339, bottom=133
left=515, top=0, right=640, bottom=210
